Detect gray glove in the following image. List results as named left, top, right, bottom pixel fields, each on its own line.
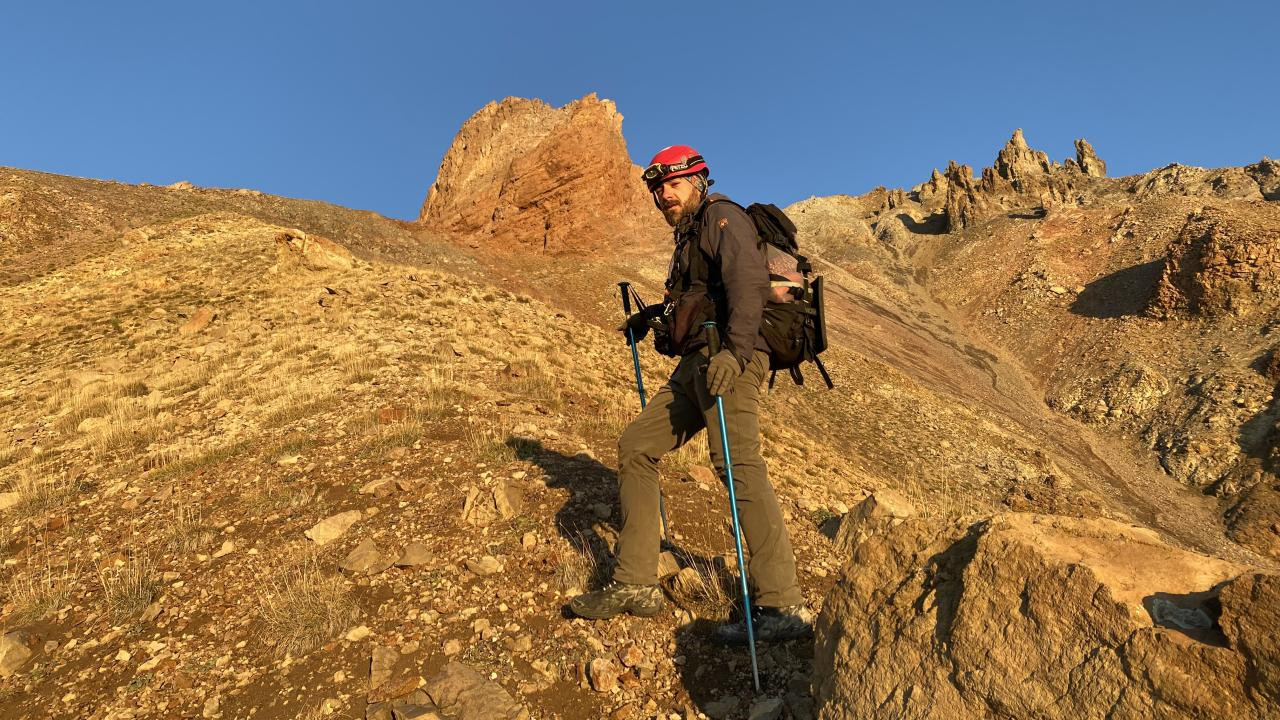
left=706, top=350, right=743, bottom=396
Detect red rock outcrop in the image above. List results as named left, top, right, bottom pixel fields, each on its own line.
left=419, top=94, right=656, bottom=252
left=1148, top=203, right=1280, bottom=318
left=814, top=506, right=1279, bottom=719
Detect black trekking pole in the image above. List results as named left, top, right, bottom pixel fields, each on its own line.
left=618, top=282, right=669, bottom=540
left=702, top=320, right=761, bottom=693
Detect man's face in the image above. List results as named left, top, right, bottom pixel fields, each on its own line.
left=654, top=176, right=702, bottom=227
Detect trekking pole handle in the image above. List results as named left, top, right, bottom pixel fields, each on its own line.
left=703, top=320, right=721, bottom=356
left=619, top=282, right=633, bottom=316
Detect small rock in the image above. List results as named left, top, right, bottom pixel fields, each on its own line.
left=686, top=466, right=717, bottom=485
left=442, top=639, right=462, bottom=656
left=305, top=510, right=362, bottom=545
left=705, top=695, right=740, bottom=720
left=395, top=541, right=433, bottom=568
left=587, top=657, right=619, bottom=693
left=748, top=697, right=785, bottom=720
left=178, top=306, right=216, bottom=336
left=0, top=492, right=18, bottom=511
left=465, top=555, right=502, bottom=576
left=505, top=635, right=533, bottom=652
left=342, top=539, right=393, bottom=575
left=0, top=631, right=35, bottom=678
left=392, top=707, right=442, bottom=720
left=115, top=649, right=132, bottom=663
left=618, top=644, right=645, bottom=668
left=345, top=625, right=372, bottom=642
left=202, top=694, right=220, bottom=718
left=370, top=645, right=399, bottom=691
left=212, top=540, right=235, bottom=559
left=590, top=503, right=611, bottom=520
left=520, top=532, right=537, bottom=551
left=1050, top=285, right=1068, bottom=295
left=360, top=477, right=397, bottom=498
left=657, top=551, right=681, bottom=578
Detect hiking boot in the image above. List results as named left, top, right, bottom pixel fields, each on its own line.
left=569, top=580, right=665, bottom=620
left=713, top=604, right=814, bottom=645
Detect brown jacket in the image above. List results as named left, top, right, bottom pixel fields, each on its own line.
left=664, top=193, right=770, bottom=367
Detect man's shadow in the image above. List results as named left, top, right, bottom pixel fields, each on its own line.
left=506, top=436, right=806, bottom=715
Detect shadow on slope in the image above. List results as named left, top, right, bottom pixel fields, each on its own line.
left=1070, top=259, right=1163, bottom=319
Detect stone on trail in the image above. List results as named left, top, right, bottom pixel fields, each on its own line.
left=460, top=480, right=523, bottom=526
left=832, top=489, right=915, bottom=555
left=395, top=541, right=433, bottom=567
left=465, top=555, right=502, bottom=576
left=0, top=630, right=35, bottom=678
left=342, top=539, right=394, bottom=575
left=704, top=695, right=739, bottom=720
left=360, top=477, right=398, bottom=498
left=657, top=550, right=681, bottom=578
left=587, top=657, right=619, bottom=692
left=814, top=512, right=1280, bottom=719
left=422, top=661, right=528, bottom=720
left=178, top=305, right=216, bottom=335
left=305, top=510, right=362, bottom=545
left=748, top=697, right=785, bottom=720
left=686, top=465, right=716, bottom=486
left=345, top=625, right=372, bottom=642
left=370, top=645, right=399, bottom=693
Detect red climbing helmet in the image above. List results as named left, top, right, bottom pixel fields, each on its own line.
left=642, top=145, right=708, bottom=190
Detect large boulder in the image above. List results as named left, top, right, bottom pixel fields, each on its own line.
left=1148, top=203, right=1280, bottom=318
left=419, top=94, right=657, bottom=252
left=813, top=512, right=1278, bottom=719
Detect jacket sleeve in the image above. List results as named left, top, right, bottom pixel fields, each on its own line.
left=701, top=203, right=767, bottom=368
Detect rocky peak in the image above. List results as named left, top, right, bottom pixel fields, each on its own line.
left=1075, top=138, right=1107, bottom=177
left=419, top=93, right=657, bottom=252
left=993, top=128, right=1055, bottom=191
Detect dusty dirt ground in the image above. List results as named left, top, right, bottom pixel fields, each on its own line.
left=1, top=154, right=1276, bottom=720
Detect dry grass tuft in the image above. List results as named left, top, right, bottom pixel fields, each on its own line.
left=662, top=556, right=734, bottom=610
left=8, top=557, right=78, bottom=621
left=506, top=352, right=563, bottom=409
left=167, top=504, right=217, bottom=554
left=258, top=555, right=358, bottom=656
left=6, top=467, right=86, bottom=515
left=668, top=435, right=711, bottom=474
left=336, top=349, right=382, bottom=382
left=463, top=423, right=517, bottom=466
left=555, top=534, right=607, bottom=596
left=98, top=556, right=158, bottom=623
left=87, top=399, right=166, bottom=459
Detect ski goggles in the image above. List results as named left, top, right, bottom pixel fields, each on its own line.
left=642, top=155, right=705, bottom=184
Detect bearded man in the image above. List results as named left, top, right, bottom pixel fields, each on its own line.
left=568, top=146, right=811, bottom=644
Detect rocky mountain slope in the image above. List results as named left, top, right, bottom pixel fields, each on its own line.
left=1, top=95, right=1277, bottom=719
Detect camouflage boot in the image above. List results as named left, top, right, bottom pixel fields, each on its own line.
left=569, top=580, right=665, bottom=619
left=712, top=604, right=813, bottom=645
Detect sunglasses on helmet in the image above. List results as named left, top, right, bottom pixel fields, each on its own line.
left=642, top=155, right=705, bottom=182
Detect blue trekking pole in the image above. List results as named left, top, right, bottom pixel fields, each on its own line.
left=619, top=282, right=669, bottom=540
left=702, top=320, right=761, bottom=693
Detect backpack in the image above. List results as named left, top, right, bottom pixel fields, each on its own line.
left=701, top=199, right=834, bottom=389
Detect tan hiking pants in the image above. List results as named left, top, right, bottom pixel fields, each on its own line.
left=613, top=349, right=804, bottom=608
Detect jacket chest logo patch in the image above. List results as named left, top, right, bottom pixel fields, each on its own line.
left=718, top=218, right=729, bottom=229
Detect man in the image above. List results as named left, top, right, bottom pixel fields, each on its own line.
left=569, top=145, right=811, bottom=644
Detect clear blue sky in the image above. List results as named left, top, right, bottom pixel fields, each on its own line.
left=2, top=2, right=1276, bottom=219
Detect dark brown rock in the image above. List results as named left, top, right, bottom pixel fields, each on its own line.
left=1148, top=203, right=1280, bottom=318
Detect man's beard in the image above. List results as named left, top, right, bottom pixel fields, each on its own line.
left=661, top=192, right=702, bottom=227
